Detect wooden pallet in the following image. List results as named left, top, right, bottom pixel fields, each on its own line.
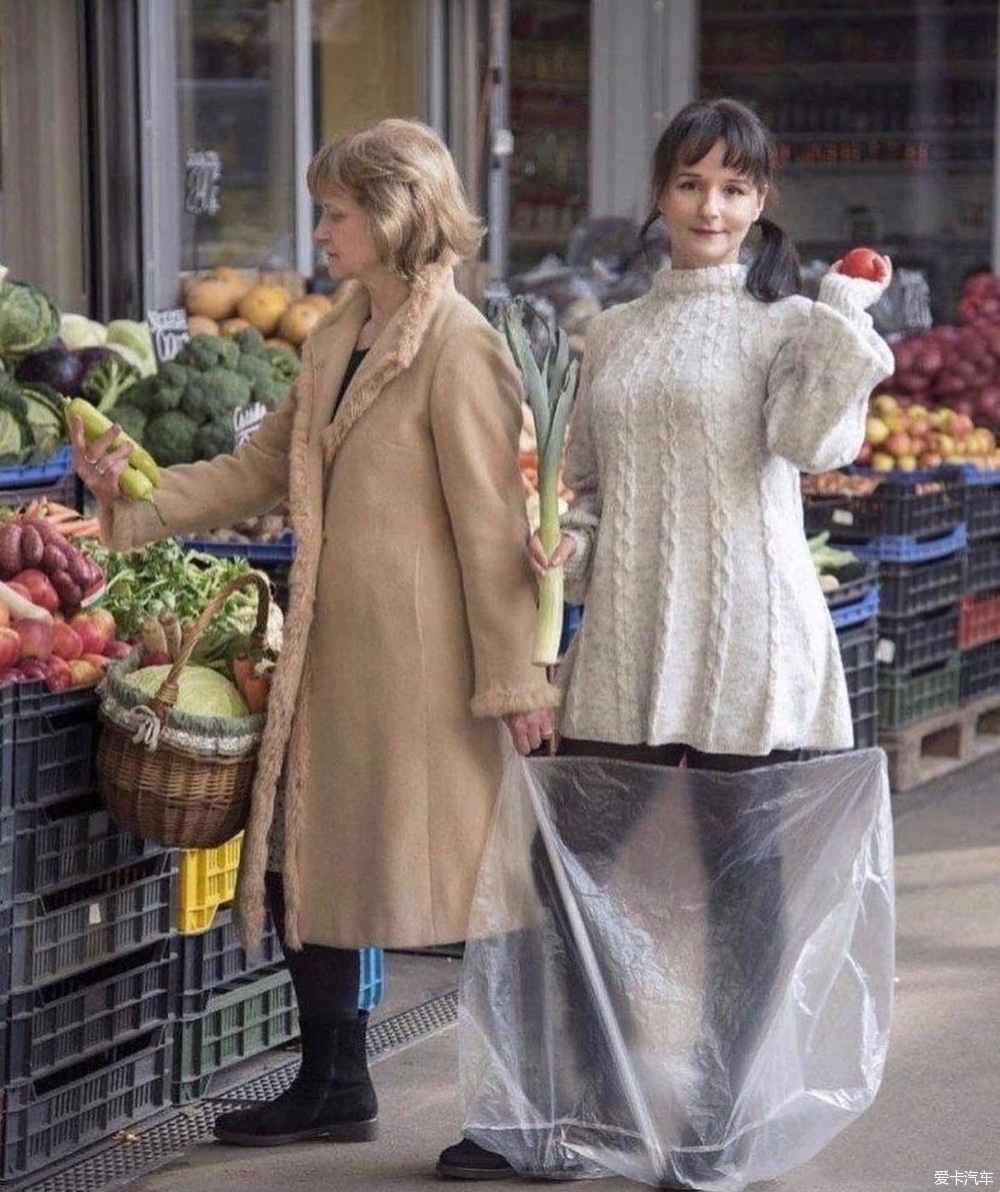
left=879, top=690, right=1000, bottom=792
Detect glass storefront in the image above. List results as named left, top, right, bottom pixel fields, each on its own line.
left=699, top=0, right=998, bottom=322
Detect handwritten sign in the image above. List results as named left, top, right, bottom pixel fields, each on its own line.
left=233, top=401, right=268, bottom=448
left=185, top=149, right=222, bottom=216
left=146, top=308, right=190, bottom=364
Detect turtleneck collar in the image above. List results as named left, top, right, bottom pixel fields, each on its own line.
left=651, top=262, right=748, bottom=298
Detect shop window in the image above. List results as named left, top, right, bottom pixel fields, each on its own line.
left=508, top=0, right=590, bottom=272
left=699, top=0, right=997, bottom=322
left=176, top=1, right=298, bottom=271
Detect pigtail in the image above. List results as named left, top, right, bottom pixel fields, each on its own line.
left=747, top=217, right=801, bottom=302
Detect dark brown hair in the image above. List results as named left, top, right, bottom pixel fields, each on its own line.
left=640, top=98, right=800, bottom=301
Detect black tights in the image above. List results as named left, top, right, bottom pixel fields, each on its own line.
left=530, top=738, right=803, bottom=1141
left=265, top=870, right=361, bottom=1026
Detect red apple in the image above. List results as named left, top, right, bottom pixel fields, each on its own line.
left=81, top=652, right=111, bottom=676
left=87, top=607, right=117, bottom=649
left=67, top=657, right=103, bottom=689
left=51, top=621, right=84, bottom=661
left=18, top=660, right=48, bottom=681
left=68, top=612, right=107, bottom=656
left=12, top=618, right=53, bottom=660
left=11, top=569, right=60, bottom=615
left=884, top=430, right=912, bottom=458
left=840, top=246, right=882, bottom=281
left=0, top=626, right=23, bottom=670
left=44, top=655, right=74, bottom=693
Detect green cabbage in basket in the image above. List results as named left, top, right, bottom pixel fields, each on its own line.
left=124, top=664, right=250, bottom=719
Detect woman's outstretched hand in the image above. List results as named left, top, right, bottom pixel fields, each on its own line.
left=527, top=530, right=577, bottom=582
left=504, top=708, right=557, bottom=756
left=70, top=415, right=132, bottom=508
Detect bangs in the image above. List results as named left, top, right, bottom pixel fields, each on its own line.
left=675, top=112, right=771, bottom=188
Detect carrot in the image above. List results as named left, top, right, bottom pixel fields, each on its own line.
left=233, top=654, right=271, bottom=714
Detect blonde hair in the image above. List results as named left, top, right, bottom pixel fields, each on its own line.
left=307, top=118, right=484, bottom=281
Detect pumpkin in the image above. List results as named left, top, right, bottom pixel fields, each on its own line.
left=219, top=316, right=252, bottom=338
left=185, top=277, right=240, bottom=321
left=187, top=314, right=220, bottom=337
left=237, top=284, right=291, bottom=336
left=278, top=298, right=327, bottom=347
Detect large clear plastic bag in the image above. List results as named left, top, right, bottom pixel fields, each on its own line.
left=459, top=748, right=894, bottom=1190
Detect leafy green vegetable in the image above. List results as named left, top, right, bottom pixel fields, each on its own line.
left=80, top=352, right=140, bottom=413
left=106, top=320, right=158, bottom=377
left=0, top=276, right=60, bottom=364
left=124, top=663, right=250, bottom=718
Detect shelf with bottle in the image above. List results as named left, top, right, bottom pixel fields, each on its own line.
left=776, top=134, right=993, bottom=167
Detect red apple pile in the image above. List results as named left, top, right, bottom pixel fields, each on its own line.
left=0, top=515, right=133, bottom=692
left=878, top=273, right=1000, bottom=431
left=856, top=394, right=1000, bottom=472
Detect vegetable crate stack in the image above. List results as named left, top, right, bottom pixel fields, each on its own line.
left=958, top=468, right=1000, bottom=703
left=170, top=834, right=385, bottom=1105
left=0, top=681, right=176, bottom=1182
left=823, top=557, right=880, bottom=750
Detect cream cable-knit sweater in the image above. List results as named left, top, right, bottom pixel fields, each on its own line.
left=558, top=263, right=894, bottom=754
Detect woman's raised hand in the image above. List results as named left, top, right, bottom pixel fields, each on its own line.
left=527, top=530, right=577, bottom=582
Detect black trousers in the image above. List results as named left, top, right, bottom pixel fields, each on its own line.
left=529, top=738, right=802, bottom=1144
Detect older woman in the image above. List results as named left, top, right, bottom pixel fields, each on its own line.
left=72, top=118, right=558, bottom=1149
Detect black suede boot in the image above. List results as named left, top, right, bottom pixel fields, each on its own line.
left=213, top=1013, right=378, bottom=1146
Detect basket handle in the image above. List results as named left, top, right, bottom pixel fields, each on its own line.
left=147, top=570, right=272, bottom=720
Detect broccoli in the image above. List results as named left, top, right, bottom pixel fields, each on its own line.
left=194, top=419, right=235, bottom=460
left=175, top=334, right=234, bottom=372
left=80, top=353, right=140, bottom=414
left=234, top=353, right=273, bottom=391
left=180, top=367, right=252, bottom=425
left=232, top=326, right=268, bottom=358
left=143, top=410, right=200, bottom=466
left=266, top=347, right=301, bottom=385
left=110, top=403, right=148, bottom=443
left=126, top=372, right=184, bottom=415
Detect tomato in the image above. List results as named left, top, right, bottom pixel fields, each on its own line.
left=840, top=247, right=883, bottom=281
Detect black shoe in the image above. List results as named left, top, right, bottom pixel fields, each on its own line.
left=212, top=1077, right=378, bottom=1146
left=214, top=1017, right=378, bottom=1147
left=436, top=1138, right=515, bottom=1180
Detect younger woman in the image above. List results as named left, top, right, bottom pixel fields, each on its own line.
left=439, top=97, right=893, bottom=1187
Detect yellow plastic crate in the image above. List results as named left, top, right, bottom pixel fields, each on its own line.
left=176, top=833, right=243, bottom=935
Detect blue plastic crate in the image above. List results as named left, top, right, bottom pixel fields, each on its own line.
left=0, top=446, right=73, bottom=488
left=849, top=522, right=967, bottom=564
left=181, top=533, right=296, bottom=564
left=830, top=585, right=879, bottom=630
left=962, top=464, right=1000, bottom=541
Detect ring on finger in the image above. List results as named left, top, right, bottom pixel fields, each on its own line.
left=96, top=463, right=108, bottom=475
left=84, top=453, right=98, bottom=466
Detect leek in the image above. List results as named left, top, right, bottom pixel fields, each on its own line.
left=502, top=301, right=579, bottom=666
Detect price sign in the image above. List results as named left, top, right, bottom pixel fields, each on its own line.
left=233, top=401, right=268, bottom=448
left=147, top=308, right=190, bottom=365
left=185, top=149, right=222, bottom=216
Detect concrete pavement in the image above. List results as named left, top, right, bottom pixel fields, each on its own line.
left=126, top=751, right=1000, bottom=1192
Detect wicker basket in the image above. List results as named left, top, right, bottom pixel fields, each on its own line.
left=96, top=571, right=273, bottom=849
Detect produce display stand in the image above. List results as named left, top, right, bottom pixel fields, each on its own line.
left=804, top=466, right=1000, bottom=792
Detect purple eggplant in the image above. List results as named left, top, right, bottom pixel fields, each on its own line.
left=14, top=341, right=85, bottom=396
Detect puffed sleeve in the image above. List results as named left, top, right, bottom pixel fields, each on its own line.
left=559, top=331, right=602, bottom=605
left=764, top=272, right=894, bottom=474
left=98, top=381, right=296, bottom=552
left=429, top=322, right=561, bottom=717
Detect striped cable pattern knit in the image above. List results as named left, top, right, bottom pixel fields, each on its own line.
left=557, top=262, right=894, bottom=756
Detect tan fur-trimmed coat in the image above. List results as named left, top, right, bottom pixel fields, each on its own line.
left=100, top=264, right=559, bottom=950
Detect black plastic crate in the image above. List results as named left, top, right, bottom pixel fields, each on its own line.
left=823, top=559, right=879, bottom=609
left=172, top=965, right=298, bottom=1104
left=4, top=851, right=175, bottom=994
left=837, top=620, right=878, bottom=750
left=173, top=902, right=282, bottom=1010
left=1, top=681, right=100, bottom=812
left=0, top=1027, right=171, bottom=1182
left=876, top=550, right=966, bottom=618
left=963, top=467, right=1000, bottom=541
left=0, top=809, right=13, bottom=906
left=964, top=536, right=1000, bottom=596
left=877, top=654, right=961, bottom=730
left=11, top=792, right=159, bottom=899
left=960, top=641, right=1000, bottom=703
left=7, top=938, right=173, bottom=1083
left=875, top=605, right=960, bottom=673
left=804, top=468, right=964, bottom=541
